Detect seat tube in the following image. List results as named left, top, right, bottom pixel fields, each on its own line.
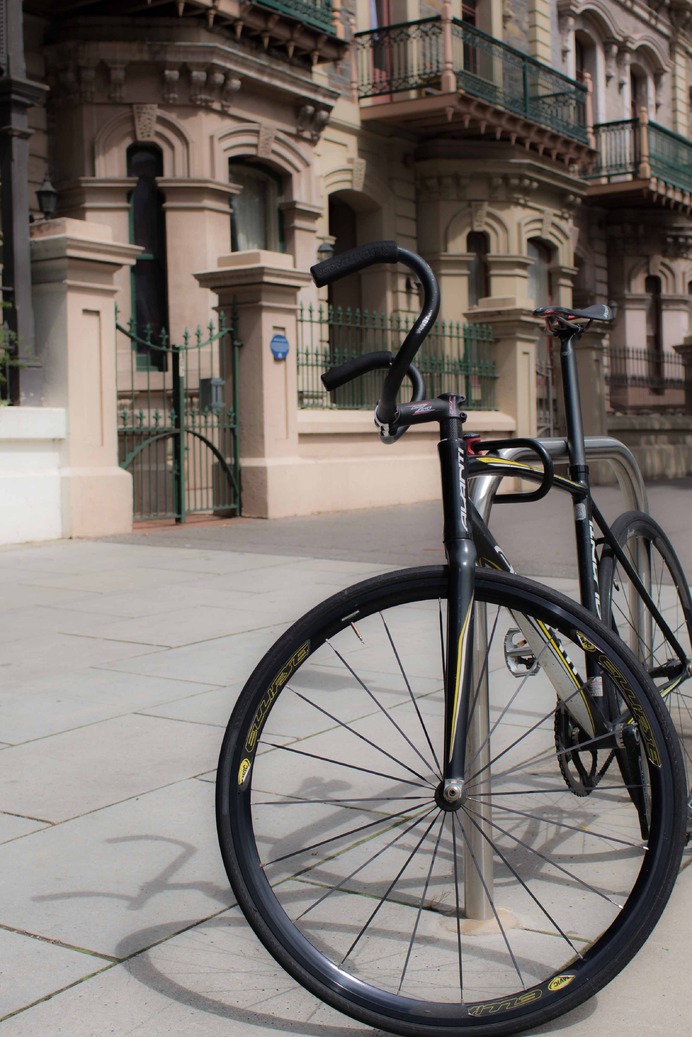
left=559, top=331, right=601, bottom=620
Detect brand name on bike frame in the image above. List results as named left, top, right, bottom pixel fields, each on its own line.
left=458, top=446, right=468, bottom=535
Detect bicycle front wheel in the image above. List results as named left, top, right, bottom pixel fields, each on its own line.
left=216, top=567, right=685, bottom=1037
left=599, top=510, right=692, bottom=817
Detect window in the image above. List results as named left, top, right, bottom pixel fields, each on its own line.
left=467, top=231, right=489, bottom=307
left=645, top=274, right=663, bottom=393
left=127, top=143, right=168, bottom=370
left=528, top=239, right=553, bottom=307
left=229, top=161, right=284, bottom=252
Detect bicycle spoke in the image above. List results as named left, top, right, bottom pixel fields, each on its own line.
left=326, top=638, right=441, bottom=774
left=398, top=815, right=446, bottom=993
left=453, top=812, right=525, bottom=990
left=290, top=688, right=434, bottom=784
left=261, top=740, right=435, bottom=790
left=340, top=813, right=441, bottom=965
left=381, top=612, right=441, bottom=776
left=296, top=805, right=440, bottom=922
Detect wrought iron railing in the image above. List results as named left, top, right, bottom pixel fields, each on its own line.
left=354, top=16, right=588, bottom=142
left=605, top=344, right=685, bottom=411
left=254, top=0, right=335, bottom=34
left=297, top=303, right=496, bottom=411
left=587, top=115, right=692, bottom=195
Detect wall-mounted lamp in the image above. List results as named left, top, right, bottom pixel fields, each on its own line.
left=36, top=177, right=58, bottom=220
left=316, top=239, right=335, bottom=264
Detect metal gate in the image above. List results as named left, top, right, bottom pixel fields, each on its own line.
left=116, top=309, right=241, bottom=522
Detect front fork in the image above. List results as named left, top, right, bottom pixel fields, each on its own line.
left=438, top=410, right=477, bottom=799
left=439, top=409, right=494, bottom=916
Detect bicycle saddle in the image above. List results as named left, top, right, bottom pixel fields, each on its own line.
left=534, top=303, right=614, bottom=323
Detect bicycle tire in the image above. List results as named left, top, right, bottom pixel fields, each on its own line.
left=599, top=509, right=692, bottom=817
left=216, top=566, right=686, bottom=1037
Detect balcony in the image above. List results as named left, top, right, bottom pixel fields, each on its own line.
left=34, top=0, right=346, bottom=64
left=254, top=0, right=337, bottom=35
left=354, top=15, right=592, bottom=165
left=585, top=110, right=692, bottom=212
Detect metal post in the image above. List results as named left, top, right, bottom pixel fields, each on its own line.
left=463, top=603, right=493, bottom=920
left=172, top=344, right=186, bottom=523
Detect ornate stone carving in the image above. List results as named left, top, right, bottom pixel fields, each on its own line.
left=189, top=67, right=207, bottom=105
left=348, top=157, right=364, bottom=192
left=471, top=201, right=488, bottom=231
left=162, top=67, right=180, bottom=104
left=257, top=121, right=275, bottom=158
left=108, top=64, right=126, bottom=103
left=416, top=172, right=466, bottom=200
left=132, top=103, right=157, bottom=141
left=296, top=102, right=331, bottom=141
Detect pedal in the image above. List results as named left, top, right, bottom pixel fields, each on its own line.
left=504, top=628, right=540, bottom=676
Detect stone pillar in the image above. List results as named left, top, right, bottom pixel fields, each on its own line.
left=469, top=305, right=539, bottom=437
left=159, top=179, right=238, bottom=333
left=280, top=200, right=322, bottom=275
left=572, top=328, right=608, bottom=436
left=424, top=252, right=472, bottom=321
left=195, top=250, right=311, bottom=518
left=31, top=218, right=139, bottom=537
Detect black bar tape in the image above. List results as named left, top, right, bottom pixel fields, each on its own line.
left=311, top=241, right=399, bottom=287
left=321, top=351, right=393, bottom=391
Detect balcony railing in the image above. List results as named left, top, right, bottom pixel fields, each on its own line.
left=254, top=0, right=336, bottom=35
left=606, top=345, right=685, bottom=412
left=587, top=111, right=692, bottom=196
left=355, top=16, right=588, bottom=143
left=297, top=303, right=496, bottom=411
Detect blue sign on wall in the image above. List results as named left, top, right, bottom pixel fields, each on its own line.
left=270, top=333, right=289, bottom=360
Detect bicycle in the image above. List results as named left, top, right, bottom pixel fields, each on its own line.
left=216, top=241, right=687, bottom=1037
left=467, top=305, right=692, bottom=819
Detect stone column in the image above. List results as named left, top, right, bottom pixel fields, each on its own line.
left=572, top=328, right=608, bottom=436
left=469, top=305, right=539, bottom=437
left=280, top=200, right=322, bottom=275
left=31, top=218, right=140, bottom=537
left=159, top=179, right=238, bottom=334
left=195, top=250, right=311, bottom=517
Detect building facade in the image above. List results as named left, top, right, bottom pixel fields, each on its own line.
left=1, top=0, right=691, bottom=541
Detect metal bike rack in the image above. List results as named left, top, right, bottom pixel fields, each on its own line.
left=469, top=435, right=649, bottom=524
left=464, top=436, right=648, bottom=920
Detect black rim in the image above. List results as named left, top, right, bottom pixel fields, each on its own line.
left=218, top=569, right=683, bottom=1036
left=601, top=514, right=692, bottom=803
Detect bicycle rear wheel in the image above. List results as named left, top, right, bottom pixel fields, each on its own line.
left=599, top=510, right=692, bottom=819
left=216, top=567, right=685, bottom=1037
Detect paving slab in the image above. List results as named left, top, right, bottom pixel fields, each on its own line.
left=0, top=504, right=690, bottom=1037
left=0, top=713, right=220, bottom=822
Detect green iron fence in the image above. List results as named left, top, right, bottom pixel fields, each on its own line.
left=116, top=310, right=241, bottom=521
left=354, top=16, right=588, bottom=142
left=297, top=303, right=496, bottom=411
left=605, top=344, right=685, bottom=411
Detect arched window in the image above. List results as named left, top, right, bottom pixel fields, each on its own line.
left=528, top=238, right=553, bottom=306
left=630, top=66, right=648, bottom=119
left=467, top=231, right=489, bottom=307
left=127, top=143, right=168, bottom=370
left=645, top=274, right=663, bottom=393
left=229, top=160, right=284, bottom=252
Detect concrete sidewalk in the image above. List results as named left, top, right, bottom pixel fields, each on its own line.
left=0, top=491, right=690, bottom=1036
